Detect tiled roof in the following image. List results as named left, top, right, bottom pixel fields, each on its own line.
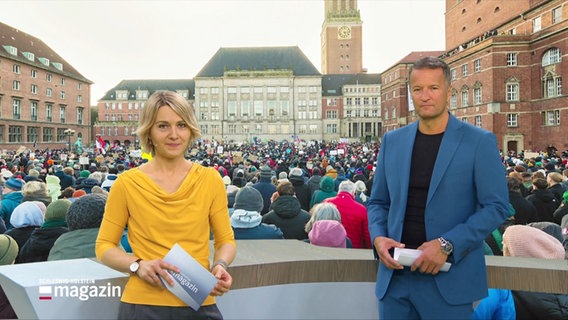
left=394, top=51, right=446, bottom=65
left=195, top=46, right=321, bottom=77
left=100, top=79, right=195, bottom=101
left=0, top=21, right=92, bottom=83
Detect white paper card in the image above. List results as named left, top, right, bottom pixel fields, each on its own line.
left=160, top=243, right=218, bottom=310
left=393, top=247, right=451, bottom=272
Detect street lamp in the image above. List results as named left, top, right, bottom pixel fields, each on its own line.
left=64, top=128, right=75, bottom=151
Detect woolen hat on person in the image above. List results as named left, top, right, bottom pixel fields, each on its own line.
left=289, top=168, right=303, bottom=177
left=52, top=165, right=63, bottom=172
left=260, top=166, right=272, bottom=179
left=502, top=225, right=565, bottom=259
left=0, top=168, right=12, bottom=179
left=72, top=189, right=87, bottom=198
left=80, top=170, right=90, bottom=178
left=309, top=220, right=347, bottom=248
left=66, top=194, right=107, bottom=231
left=5, top=177, right=24, bottom=191
left=0, top=235, right=18, bottom=265
left=45, top=199, right=72, bottom=221
left=528, top=222, right=564, bottom=244
left=233, top=186, right=264, bottom=212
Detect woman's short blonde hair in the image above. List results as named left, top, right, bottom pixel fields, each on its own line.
left=136, top=91, right=200, bottom=155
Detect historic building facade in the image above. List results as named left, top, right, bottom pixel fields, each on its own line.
left=95, top=79, right=194, bottom=147
left=0, top=22, right=92, bottom=151
left=321, top=0, right=363, bottom=74
left=381, top=0, right=567, bottom=153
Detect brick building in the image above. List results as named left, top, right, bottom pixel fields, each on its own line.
left=0, top=22, right=92, bottom=152
left=95, top=79, right=194, bottom=148
left=382, top=0, right=567, bottom=154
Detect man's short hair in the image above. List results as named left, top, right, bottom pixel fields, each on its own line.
left=409, top=56, right=451, bottom=87
left=277, top=181, right=295, bottom=196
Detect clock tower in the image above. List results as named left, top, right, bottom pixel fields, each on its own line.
left=321, top=0, right=363, bottom=74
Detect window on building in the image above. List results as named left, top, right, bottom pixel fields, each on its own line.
left=12, top=99, right=21, bottom=119
left=506, top=82, right=519, bottom=101
left=31, top=84, right=38, bottom=94
left=254, top=100, right=263, bottom=117
left=9, top=126, right=22, bottom=143
left=46, top=88, right=52, bottom=97
left=43, top=127, right=53, bottom=142
left=31, top=69, right=38, bottom=78
left=280, top=101, right=289, bottom=116
left=326, top=110, right=337, bottom=119
left=241, top=101, right=250, bottom=116
left=552, top=6, right=562, bottom=24
left=13, top=64, right=20, bottom=74
left=27, top=126, right=39, bottom=143
left=60, top=78, right=65, bottom=86
left=12, top=80, right=20, bottom=91
left=451, top=69, right=457, bottom=80
left=542, top=110, right=561, bottom=126
left=228, top=125, right=236, bottom=134
left=506, top=53, right=517, bottom=66
left=474, top=86, right=482, bottom=105
left=60, top=106, right=66, bottom=123
left=475, top=115, right=482, bottom=127
left=46, top=104, right=52, bottom=122
left=450, top=90, right=457, bottom=109
left=60, top=91, right=65, bottom=99
left=31, top=101, right=38, bottom=121
left=533, top=16, right=541, bottom=32
left=46, top=74, right=52, bottom=82
left=507, top=113, right=518, bottom=127
left=542, top=47, right=561, bottom=66
left=462, top=64, right=468, bottom=77
left=461, top=87, right=469, bottom=107
left=227, top=101, right=236, bottom=117
left=77, top=107, right=83, bottom=125
left=474, top=59, right=481, bottom=72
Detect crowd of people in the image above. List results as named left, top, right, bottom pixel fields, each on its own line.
left=0, top=84, right=568, bottom=319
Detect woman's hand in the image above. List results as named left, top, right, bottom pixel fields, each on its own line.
left=209, top=265, right=232, bottom=296
left=135, top=259, right=180, bottom=287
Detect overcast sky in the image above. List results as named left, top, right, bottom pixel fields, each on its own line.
left=0, top=0, right=446, bottom=105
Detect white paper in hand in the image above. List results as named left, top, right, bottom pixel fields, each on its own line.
left=160, top=243, right=218, bottom=310
left=393, top=247, right=451, bottom=272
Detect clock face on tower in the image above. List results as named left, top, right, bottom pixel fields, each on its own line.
left=337, top=25, right=351, bottom=39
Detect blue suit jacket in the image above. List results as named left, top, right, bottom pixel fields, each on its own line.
left=367, top=113, right=509, bottom=305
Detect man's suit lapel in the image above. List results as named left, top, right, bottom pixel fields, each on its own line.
left=427, top=114, right=464, bottom=205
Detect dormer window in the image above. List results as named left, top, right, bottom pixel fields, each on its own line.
left=52, top=62, right=63, bottom=71
left=116, top=90, right=128, bottom=100
left=3, top=45, right=17, bottom=56
left=23, top=52, right=35, bottom=61
left=38, top=57, right=50, bottom=66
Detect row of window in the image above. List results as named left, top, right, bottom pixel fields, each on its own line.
left=451, top=48, right=561, bottom=80
left=345, top=97, right=379, bottom=106
left=11, top=64, right=76, bottom=87
left=100, top=127, right=137, bottom=136
left=103, top=114, right=139, bottom=122
left=104, top=102, right=145, bottom=110
left=6, top=98, right=83, bottom=124
left=1, top=126, right=80, bottom=143
left=11, top=81, right=82, bottom=101
left=450, top=76, right=562, bottom=107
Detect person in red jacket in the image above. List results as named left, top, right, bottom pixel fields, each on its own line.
left=324, top=180, right=371, bottom=249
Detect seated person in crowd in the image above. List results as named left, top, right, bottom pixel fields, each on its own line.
left=262, top=181, right=310, bottom=240
left=230, top=186, right=283, bottom=239
left=49, top=194, right=118, bottom=260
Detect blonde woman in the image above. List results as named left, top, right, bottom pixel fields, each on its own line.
left=96, top=91, right=236, bottom=319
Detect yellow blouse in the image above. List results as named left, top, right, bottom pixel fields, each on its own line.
left=96, top=163, right=235, bottom=306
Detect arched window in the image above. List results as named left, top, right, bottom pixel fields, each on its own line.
left=542, top=48, right=561, bottom=66
left=473, top=82, right=483, bottom=105
left=542, top=71, right=562, bottom=98
left=505, top=77, right=519, bottom=101
left=461, top=86, right=469, bottom=107
left=450, top=89, right=458, bottom=109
